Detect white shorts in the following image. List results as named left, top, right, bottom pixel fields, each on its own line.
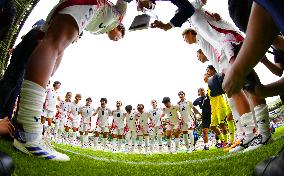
left=181, top=121, right=195, bottom=131
left=65, top=119, right=72, bottom=128
left=166, top=123, right=179, bottom=131
left=112, top=128, right=123, bottom=135
left=79, top=123, right=91, bottom=132
left=153, top=126, right=163, bottom=135
left=72, top=121, right=80, bottom=129
left=128, top=130, right=137, bottom=138
left=55, top=118, right=66, bottom=131
left=95, top=126, right=109, bottom=133
left=44, top=1, right=99, bottom=34
left=41, top=109, right=55, bottom=119
left=218, top=50, right=231, bottom=73
left=137, top=125, right=149, bottom=136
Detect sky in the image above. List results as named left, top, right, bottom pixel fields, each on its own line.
left=15, top=0, right=280, bottom=111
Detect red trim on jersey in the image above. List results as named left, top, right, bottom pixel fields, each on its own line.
left=207, top=21, right=244, bottom=43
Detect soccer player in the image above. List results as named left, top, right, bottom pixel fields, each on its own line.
left=136, top=104, right=151, bottom=154
left=193, top=88, right=211, bottom=150
left=41, top=81, right=61, bottom=136
left=79, top=97, right=95, bottom=148
left=13, top=0, right=130, bottom=161
left=93, top=98, right=112, bottom=150
left=162, top=97, right=181, bottom=154
left=56, top=92, right=72, bottom=144
left=69, top=94, right=82, bottom=146
left=206, top=66, right=230, bottom=146
left=111, top=101, right=125, bottom=152
left=196, top=47, right=244, bottom=148
left=177, top=91, right=200, bottom=152
left=182, top=23, right=271, bottom=152
left=149, top=99, right=163, bottom=153
left=124, top=105, right=137, bottom=152
left=203, top=73, right=227, bottom=147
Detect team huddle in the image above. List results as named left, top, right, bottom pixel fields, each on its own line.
left=2, top=0, right=280, bottom=162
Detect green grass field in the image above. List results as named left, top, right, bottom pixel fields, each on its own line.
left=1, top=126, right=284, bottom=176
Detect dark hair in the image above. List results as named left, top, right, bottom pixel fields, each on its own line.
left=182, top=28, right=197, bottom=36
left=178, top=91, right=185, bottom=96
left=117, top=23, right=125, bottom=38
left=207, top=65, right=216, bottom=72
left=53, top=81, right=61, bottom=87
left=100, top=98, right=107, bottom=103
left=137, top=104, right=144, bottom=109
left=125, top=105, right=132, bottom=112
left=86, top=97, right=92, bottom=101
left=197, top=49, right=203, bottom=54
left=162, top=97, right=171, bottom=104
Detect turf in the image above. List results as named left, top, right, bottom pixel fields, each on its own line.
left=1, top=126, right=284, bottom=176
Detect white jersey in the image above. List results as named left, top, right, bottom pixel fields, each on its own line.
left=70, top=101, right=82, bottom=122
left=43, top=0, right=126, bottom=35
left=196, top=34, right=220, bottom=72
left=162, top=106, right=180, bottom=125
left=85, top=0, right=127, bottom=34
left=95, top=107, right=112, bottom=127
left=189, top=0, right=243, bottom=60
left=149, top=108, right=162, bottom=127
left=112, top=109, right=125, bottom=129
left=80, top=105, right=95, bottom=124
left=125, top=112, right=137, bottom=131
left=178, top=100, right=194, bottom=123
left=59, top=100, right=72, bottom=117
left=44, top=87, right=58, bottom=111
left=136, top=111, right=150, bottom=128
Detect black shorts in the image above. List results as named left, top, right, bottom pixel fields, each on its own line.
left=202, top=114, right=211, bottom=129
left=228, top=0, right=253, bottom=33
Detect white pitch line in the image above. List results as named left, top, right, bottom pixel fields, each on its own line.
left=55, top=135, right=284, bottom=166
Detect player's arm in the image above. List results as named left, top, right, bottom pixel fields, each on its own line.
left=108, top=109, right=112, bottom=116
left=193, top=97, right=201, bottom=106
left=261, top=55, right=284, bottom=77
left=115, top=0, right=127, bottom=16
left=92, top=108, right=98, bottom=116
left=150, top=0, right=195, bottom=31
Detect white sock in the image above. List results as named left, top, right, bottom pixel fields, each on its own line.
left=175, top=138, right=179, bottom=150
left=241, top=112, right=255, bottom=144
left=254, top=104, right=270, bottom=141
left=188, top=130, right=194, bottom=149
left=145, top=136, right=149, bottom=148
left=84, top=135, right=88, bottom=145
left=150, top=136, right=155, bottom=150
left=204, top=142, right=208, bottom=147
left=94, top=137, right=99, bottom=147
left=17, top=80, right=46, bottom=142
left=102, top=138, right=107, bottom=147
left=118, top=139, right=122, bottom=150
left=183, top=133, right=189, bottom=150
left=80, top=135, right=84, bottom=146
left=167, top=138, right=171, bottom=149
left=138, top=136, right=143, bottom=151
left=228, top=98, right=244, bottom=140
left=131, top=135, right=136, bottom=149
left=158, top=136, right=162, bottom=146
